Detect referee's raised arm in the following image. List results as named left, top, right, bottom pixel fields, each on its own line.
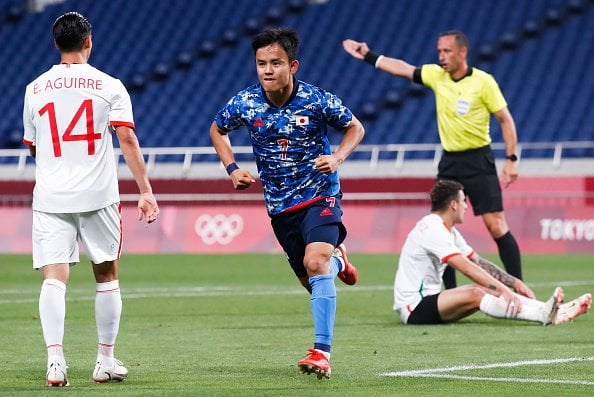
left=342, top=39, right=416, bottom=80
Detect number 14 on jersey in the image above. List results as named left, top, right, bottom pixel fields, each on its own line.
left=38, top=98, right=102, bottom=157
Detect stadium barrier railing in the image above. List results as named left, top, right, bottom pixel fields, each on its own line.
left=1, top=141, right=593, bottom=206
left=1, top=140, right=593, bottom=175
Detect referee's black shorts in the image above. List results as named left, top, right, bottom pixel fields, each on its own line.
left=437, top=145, right=503, bottom=215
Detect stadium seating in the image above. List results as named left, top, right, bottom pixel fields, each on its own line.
left=1, top=0, right=593, bottom=160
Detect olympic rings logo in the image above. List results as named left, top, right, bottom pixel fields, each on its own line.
left=194, top=214, right=244, bottom=245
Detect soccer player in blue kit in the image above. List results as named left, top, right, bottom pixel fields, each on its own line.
left=210, top=28, right=365, bottom=379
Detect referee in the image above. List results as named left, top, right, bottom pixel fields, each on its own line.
left=343, top=30, right=523, bottom=288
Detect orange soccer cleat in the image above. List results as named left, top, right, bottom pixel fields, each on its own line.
left=298, top=348, right=331, bottom=379
left=334, top=243, right=358, bottom=286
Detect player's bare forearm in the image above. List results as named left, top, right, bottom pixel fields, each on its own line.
left=210, top=122, right=236, bottom=168
left=115, top=126, right=159, bottom=224
left=333, top=116, right=365, bottom=163
left=123, top=152, right=151, bottom=193
left=316, top=117, right=364, bottom=174
left=116, top=126, right=152, bottom=194
left=449, top=255, right=507, bottom=296
left=314, top=116, right=363, bottom=174
left=209, top=122, right=256, bottom=189
left=472, top=256, right=516, bottom=288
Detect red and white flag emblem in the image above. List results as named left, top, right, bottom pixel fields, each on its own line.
left=294, top=116, right=309, bottom=126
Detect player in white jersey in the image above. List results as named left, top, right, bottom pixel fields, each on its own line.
left=393, top=179, right=591, bottom=326
left=22, top=12, right=159, bottom=387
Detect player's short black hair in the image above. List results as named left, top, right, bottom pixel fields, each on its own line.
left=430, top=179, right=464, bottom=212
left=53, top=11, right=92, bottom=52
left=439, top=30, right=469, bottom=49
left=252, top=28, right=299, bottom=62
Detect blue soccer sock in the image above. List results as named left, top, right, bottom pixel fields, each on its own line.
left=329, top=256, right=342, bottom=277
left=309, top=274, right=336, bottom=354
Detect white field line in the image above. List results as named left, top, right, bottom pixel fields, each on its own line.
left=1, top=280, right=594, bottom=305
left=2, top=279, right=591, bottom=296
left=380, top=356, right=594, bottom=385
left=0, top=285, right=390, bottom=305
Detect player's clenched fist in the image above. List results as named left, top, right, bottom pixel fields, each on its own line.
left=230, top=169, right=256, bottom=190
left=342, top=39, right=370, bottom=59
left=314, top=155, right=341, bottom=174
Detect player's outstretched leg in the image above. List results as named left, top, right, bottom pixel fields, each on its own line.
left=333, top=243, right=358, bottom=285
left=93, top=358, right=128, bottom=383
left=553, top=293, right=592, bottom=325
left=298, top=348, right=331, bottom=379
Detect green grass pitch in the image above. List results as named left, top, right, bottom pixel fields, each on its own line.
left=1, top=253, right=593, bottom=396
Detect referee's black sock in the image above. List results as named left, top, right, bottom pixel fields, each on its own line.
left=495, top=231, right=522, bottom=280
left=442, top=265, right=457, bottom=289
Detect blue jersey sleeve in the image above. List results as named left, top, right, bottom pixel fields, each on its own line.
left=214, top=95, right=244, bottom=132
left=321, top=90, right=353, bottom=131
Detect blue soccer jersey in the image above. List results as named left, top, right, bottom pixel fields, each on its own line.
left=215, top=79, right=353, bottom=216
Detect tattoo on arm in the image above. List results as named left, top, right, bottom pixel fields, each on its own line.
left=472, top=256, right=516, bottom=288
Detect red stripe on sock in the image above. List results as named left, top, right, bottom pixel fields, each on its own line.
left=96, top=288, right=120, bottom=293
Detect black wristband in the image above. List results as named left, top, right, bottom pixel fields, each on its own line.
left=225, top=162, right=239, bottom=175
left=364, top=51, right=381, bottom=66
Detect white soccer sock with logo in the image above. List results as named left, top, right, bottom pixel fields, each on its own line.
left=39, top=279, right=67, bottom=367
left=95, top=280, right=122, bottom=367
left=479, top=293, right=545, bottom=323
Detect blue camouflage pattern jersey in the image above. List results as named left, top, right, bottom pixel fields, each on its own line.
left=215, top=79, right=353, bottom=216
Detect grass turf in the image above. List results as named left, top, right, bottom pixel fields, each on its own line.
left=1, top=253, right=593, bottom=396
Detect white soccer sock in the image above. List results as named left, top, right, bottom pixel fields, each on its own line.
left=515, top=294, right=543, bottom=308
left=515, top=298, right=548, bottom=323
left=479, top=293, right=545, bottom=323
left=95, top=280, right=121, bottom=366
left=39, top=279, right=67, bottom=366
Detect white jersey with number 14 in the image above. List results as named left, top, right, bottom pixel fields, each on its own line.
left=23, top=63, right=134, bottom=213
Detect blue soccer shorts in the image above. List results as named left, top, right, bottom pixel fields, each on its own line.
left=271, top=198, right=347, bottom=278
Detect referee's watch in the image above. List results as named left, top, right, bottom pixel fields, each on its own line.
left=505, top=154, right=518, bottom=162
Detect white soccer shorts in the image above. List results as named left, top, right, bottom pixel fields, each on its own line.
left=32, top=203, right=122, bottom=269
